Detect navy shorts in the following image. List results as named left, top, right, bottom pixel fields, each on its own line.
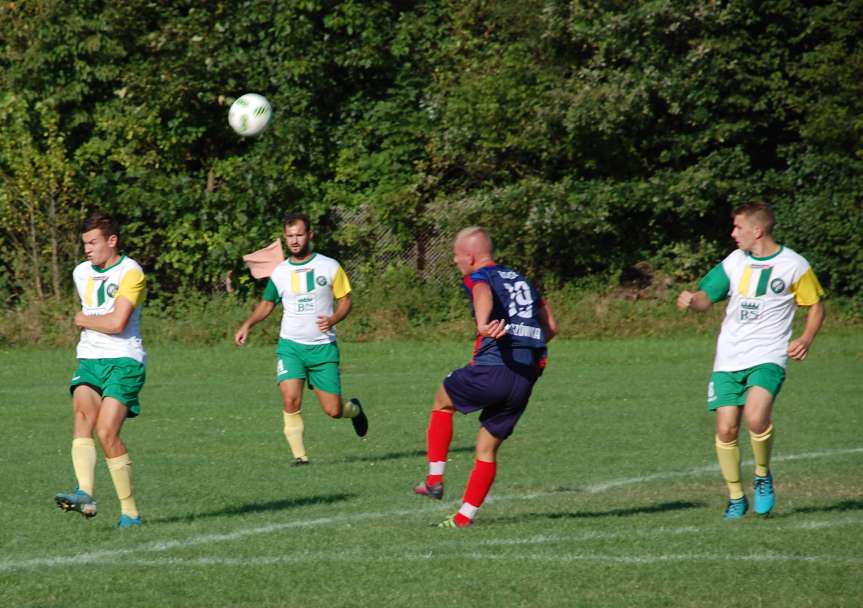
left=442, top=364, right=538, bottom=440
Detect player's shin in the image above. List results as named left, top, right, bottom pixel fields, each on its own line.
left=72, top=437, right=97, bottom=496
left=454, top=459, right=497, bottom=526
left=283, top=410, right=308, bottom=462
left=749, top=424, right=774, bottom=477
left=426, top=410, right=454, bottom=485
left=715, top=436, right=744, bottom=499
left=106, top=453, right=139, bottom=518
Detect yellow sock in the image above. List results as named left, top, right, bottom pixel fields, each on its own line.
left=750, top=424, right=774, bottom=477
left=283, top=411, right=307, bottom=461
left=715, top=436, right=744, bottom=500
left=72, top=437, right=97, bottom=496
left=106, top=453, right=139, bottom=518
left=342, top=398, right=359, bottom=419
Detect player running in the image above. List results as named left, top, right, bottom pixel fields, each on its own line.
left=678, top=202, right=825, bottom=519
left=414, top=226, right=558, bottom=527
left=55, top=212, right=146, bottom=528
left=235, top=212, right=367, bottom=466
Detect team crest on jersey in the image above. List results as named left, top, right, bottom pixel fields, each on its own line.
left=770, top=278, right=785, bottom=294
left=316, top=276, right=327, bottom=286
left=106, top=283, right=118, bottom=297
left=739, top=299, right=761, bottom=321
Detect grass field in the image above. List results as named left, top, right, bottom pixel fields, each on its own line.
left=1, top=334, right=861, bottom=607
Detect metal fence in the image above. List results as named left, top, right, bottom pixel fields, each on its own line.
left=332, top=205, right=456, bottom=287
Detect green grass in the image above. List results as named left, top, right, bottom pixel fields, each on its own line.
left=1, top=334, right=861, bottom=607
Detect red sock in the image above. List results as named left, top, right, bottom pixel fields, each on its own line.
left=454, top=459, right=497, bottom=526
left=426, top=410, right=453, bottom=485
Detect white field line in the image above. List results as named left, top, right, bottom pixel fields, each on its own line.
left=470, top=516, right=863, bottom=547
left=69, top=549, right=863, bottom=568
left=2, top=446, right=861, bottom=573
left=518, top=446, right=863, bottom=499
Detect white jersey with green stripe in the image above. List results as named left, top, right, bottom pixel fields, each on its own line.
left=699, top=246, right=823, bottom=371
left=264, top=253, right=352, bottom=345
left=73, top=256, right=147, bottom=363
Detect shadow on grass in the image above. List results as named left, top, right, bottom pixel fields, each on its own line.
left=790, top=499, right=863, bottom=514
left=340, top=445, right=474, bottom=464
left=152, top=492, right=354, bottom=524
left=504, top=500, right=704, bottom=523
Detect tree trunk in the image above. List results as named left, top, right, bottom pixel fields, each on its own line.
left=28, top=203, right=44, bottom=301
left=49, top=194, right=61, bottom=299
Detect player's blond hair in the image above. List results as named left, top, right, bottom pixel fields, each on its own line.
left=455, top=226, right=494, bottom=253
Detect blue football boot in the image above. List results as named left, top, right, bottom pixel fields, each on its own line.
left=54, top=489, right=98, bottom=518
left=723, top=496, right=748, bottom=520
left=753, top=472, right=775, bottom=516
left=118, top=514, right=142, bottom=528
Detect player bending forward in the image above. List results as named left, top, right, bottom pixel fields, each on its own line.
left=414, top=227, right=558, bottom=527
left=678, top=202, right=825, bottom=519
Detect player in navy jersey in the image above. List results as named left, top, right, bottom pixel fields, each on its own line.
left=414, top=226, right=559, bottom=528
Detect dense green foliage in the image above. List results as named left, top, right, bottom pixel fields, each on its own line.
left=1, top=0, right=861, bottom=307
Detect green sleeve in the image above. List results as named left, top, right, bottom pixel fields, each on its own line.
left=698, top=263, right=730, bottom=303
left=262, top=278, right=281, bottom=304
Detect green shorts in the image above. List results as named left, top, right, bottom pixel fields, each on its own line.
left=276, top=338, right=342, bottom=395
left=70, top=358, right=146, bottom=417
left=707, top=363, right=786, bottom=411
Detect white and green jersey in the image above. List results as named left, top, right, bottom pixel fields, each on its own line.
left=73, top=256, right=147, bottom=363
left=263, top=253, right=352, bottom=345
left=699, top=246, right=823, bottom=371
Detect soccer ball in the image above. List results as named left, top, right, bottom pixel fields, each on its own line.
left=228, top=93, right=272, bottom=137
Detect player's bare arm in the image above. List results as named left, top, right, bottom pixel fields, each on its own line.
left=537, top=299, right=559, bottom=342
left=677, top=289, right=713, bottom=312
left=788, top=300, right=826, bottom=361
left=317, top=293, right=352, bottom=332
left=74, top=296, right=136, bottom=334
left=235, top=299, right=276, bottom=345
left=472, top=282, right=507, bottom=339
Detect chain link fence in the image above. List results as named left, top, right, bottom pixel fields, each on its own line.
left=332, top=205, right=457, bottom=287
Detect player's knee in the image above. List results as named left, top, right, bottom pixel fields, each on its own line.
left=281, top=395, right=302, bottom=412
left=476, top=446, right=498, bottom=462
left=716, top=423, right=739, bottom=442
left=432, top=385, right=454, bottom=412
left=747, top=419, right=771, bottom=435
left=72, top=409, right=93, bottom=427
left=95, top=427, right=122, bottom=452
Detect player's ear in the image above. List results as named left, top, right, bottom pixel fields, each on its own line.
left=107, top=234, right=119, bottom=249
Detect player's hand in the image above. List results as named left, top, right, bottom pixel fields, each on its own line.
left=317, top=315, right=334, bottom=332
left=788, top=337, right=812, bottom=361
left=478, top=318, right=508, bottom=340
left=73, top=312, right=87, bottom=328
left=676, top=290, right=695, bottom=310
left=234, top=326, right=249, bottom=346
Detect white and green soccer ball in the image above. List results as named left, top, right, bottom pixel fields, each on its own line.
left=228, top=93, right=272, bottom=137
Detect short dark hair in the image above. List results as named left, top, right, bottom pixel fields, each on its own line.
left=732, top=201, right=775, bottom=235
left=80, top=212, right=120, bottom=239
left=284, top=211, right=311, bottom=232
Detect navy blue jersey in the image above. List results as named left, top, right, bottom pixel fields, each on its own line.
left=462, top=264, right=548, bottom=370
